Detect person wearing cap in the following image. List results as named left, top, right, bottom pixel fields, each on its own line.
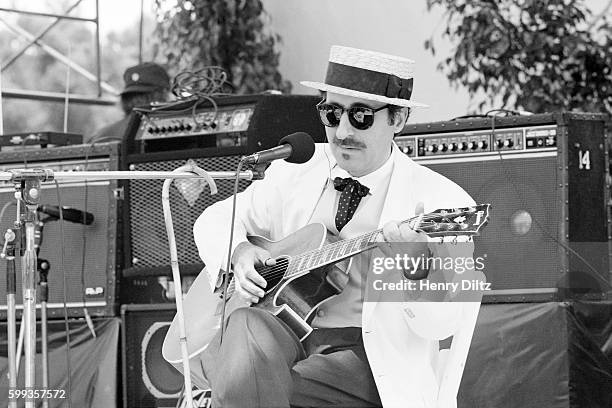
left=188, top=46, right=482, bottom=407
left=87, top=62, right=171, bottom=143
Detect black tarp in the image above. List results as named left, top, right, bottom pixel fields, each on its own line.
left=0, top=317, right=119, bottom=407
left=0, top=303, right=610, bottom=407
left=459, top=301, right=612, bottom=408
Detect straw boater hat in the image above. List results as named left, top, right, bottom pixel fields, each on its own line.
left=301, top=45, right=428, bottom=108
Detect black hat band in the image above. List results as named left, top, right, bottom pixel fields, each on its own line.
left=325, top=62, right=413, bottom=101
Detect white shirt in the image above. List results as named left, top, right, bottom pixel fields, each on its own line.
left=310, top=147, right=394, bottom=328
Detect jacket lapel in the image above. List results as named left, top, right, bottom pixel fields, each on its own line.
left=281, top=144, right=333, bottom=235
left=378, top=144, right=417, bottom=228
left=364, top=144, right=417, bottom=322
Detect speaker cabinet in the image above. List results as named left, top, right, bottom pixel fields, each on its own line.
left=0, top=143, right=121, bottom=318
left=122, top=94, right=326, bottom=276
left=124, top=154, right=248, bottom=275
left=121, top=304, right=194, bottom=408
left=398, top=112, right=611, bottom=302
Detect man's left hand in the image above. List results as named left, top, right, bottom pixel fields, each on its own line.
left=379, top=202, right=431, bottom=280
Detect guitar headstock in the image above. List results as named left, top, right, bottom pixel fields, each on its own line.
left=417, top=204, right=491, bottom=238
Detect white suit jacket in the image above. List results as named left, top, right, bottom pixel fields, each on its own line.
left=193, top=143, right=479, bottom=407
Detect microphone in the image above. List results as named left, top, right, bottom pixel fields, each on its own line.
left=243, top=132, right=315, bottom=165
left=38, top=205, right=94, bottom=225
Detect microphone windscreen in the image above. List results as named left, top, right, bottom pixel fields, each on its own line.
left=279, top=132, right=315, bottom=164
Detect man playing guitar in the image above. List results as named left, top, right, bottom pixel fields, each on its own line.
left=173, top=45, right=486, bottom=407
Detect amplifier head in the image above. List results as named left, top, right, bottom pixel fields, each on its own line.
left=123, top=93, right=327, bottom=155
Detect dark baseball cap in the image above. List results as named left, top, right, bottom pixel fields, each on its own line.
left=121, top=62, right=170, bottom=95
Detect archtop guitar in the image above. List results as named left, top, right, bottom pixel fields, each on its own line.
left=162, top=204, right=490, bottom=381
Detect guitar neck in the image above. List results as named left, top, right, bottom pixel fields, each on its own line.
left=285, top=216, right=423, bottom=278
left=223, top=204, right=490, bottom=292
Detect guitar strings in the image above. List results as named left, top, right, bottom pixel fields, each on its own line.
left=229, top=209, right=483, bottom=294
left=266, top=212, right=474, bottom=283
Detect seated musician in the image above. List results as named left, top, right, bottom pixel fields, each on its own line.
left=192, top=45, right=482, bottom=408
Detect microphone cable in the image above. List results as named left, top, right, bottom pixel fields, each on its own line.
left=80, top=141, right=100, bottom=339
left=219, top=157, right=248, bottom=344
left=53, top=180, right=72, bottom=408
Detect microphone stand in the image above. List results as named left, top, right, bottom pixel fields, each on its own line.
left=0, top=165, right=265, bottom=408
left=38, top=258, right=50, bottom=408
left=30, top=214, right=50, bottom=408
left=32, top=214, right=51, bottom=408
left=13, top=176, right=42, bottom=408
left=2, top=227, right=18, bottom=408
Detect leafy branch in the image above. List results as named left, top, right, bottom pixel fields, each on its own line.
left=153, top=0, right=291, bottom=95
left=426, top=0, right=612, bottom=113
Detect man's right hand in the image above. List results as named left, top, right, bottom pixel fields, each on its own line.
left=231, top=241, right=275, bottom=304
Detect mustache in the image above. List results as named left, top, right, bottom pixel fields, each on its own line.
left=332, top=137, right=367, bottom=149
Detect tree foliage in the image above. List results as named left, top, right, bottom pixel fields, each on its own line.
left=153, top=0, right=291, bottom=94
left=425, top=0, right=612, bottom=113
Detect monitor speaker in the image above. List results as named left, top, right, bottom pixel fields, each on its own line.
left=121, top=304, right=211, bottom=408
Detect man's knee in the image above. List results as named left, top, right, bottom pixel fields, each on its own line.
left=226, top=307, right=271, bottom=331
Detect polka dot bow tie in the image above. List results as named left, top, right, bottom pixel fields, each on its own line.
left=333, top=177, right=370, bottom=232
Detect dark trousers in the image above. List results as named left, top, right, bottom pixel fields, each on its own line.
left=200, top=307, right=382, bottom=408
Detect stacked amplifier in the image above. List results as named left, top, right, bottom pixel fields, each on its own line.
left=119, top=94, right=326, bottom=282
left=398, top=112, right=611, bottom=302
left=0, top=142, right=122, bottom=318
left=119, top=94, right=325, bottom=407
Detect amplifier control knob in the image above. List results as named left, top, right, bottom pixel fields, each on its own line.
left=441, top=143, right=448, bottom=152
left=451, top=143, right=459, bottom=151
left=468, top=141, right=477, bottom=150
left=459, top=142, right=468, bottom=151
left=428, top=144, right=438, bottom=153
left=504, top=139, right=514, bottom=148
left=478, top=140, right=488, bottom=150
left=401, top=145, right=413, bottom=155
left=496, top=139, right=504, bottom=148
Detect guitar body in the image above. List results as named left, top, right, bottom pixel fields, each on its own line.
left=162, top=223, right=350, bottom=387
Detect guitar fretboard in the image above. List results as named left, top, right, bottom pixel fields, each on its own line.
left=220, top=204, right=489, bottom=298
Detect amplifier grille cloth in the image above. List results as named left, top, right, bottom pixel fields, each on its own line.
left=0, top=183, right=112, bottom=307
left=425, top=156, right=562, bottom=290
left=129, top=155, right=249, bottom=268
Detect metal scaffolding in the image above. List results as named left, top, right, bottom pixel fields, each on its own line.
left=0, top=0, right=145, bottom=106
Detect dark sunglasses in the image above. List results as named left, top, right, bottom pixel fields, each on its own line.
left=316, top=101, right=389, bottom=130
